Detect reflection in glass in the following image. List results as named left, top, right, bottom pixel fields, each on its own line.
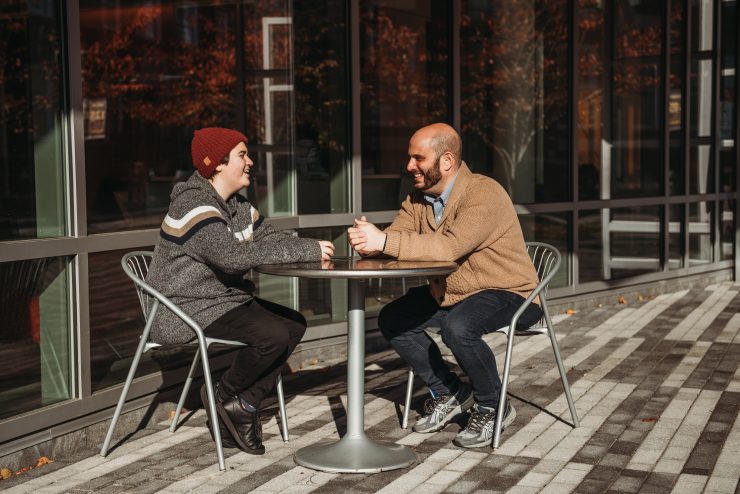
left=690, top=144, right=713, bottom=194
left=668, top=204, right=684, bottom=270
left=612, top=61, right=662, bottom=197
left=0, top=3, right=66, bottom=241
left=294, top=1, right=350, bottom=214
left=519, top=213, right=570, bottom=288
left=577, top=1, right=605, bottom=200
left=579, top=207, right=661, bottom=282
left=689, top=202, right=713, bottom=266
left=0, top=257, right=72, bottom=420
left=360, top=0, right=451, bottom=211
left=669, top=1, right=685, bottom=195
left=461, top=0, right=569, bottom=203
left=578, top=209, right=603, bottom=282
left=690, top=59, right=713, bottom=138
left=691, top=0, right=714, bottom=52
left=720, top=200, right=734, bottom=261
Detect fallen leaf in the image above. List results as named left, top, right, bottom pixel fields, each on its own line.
left=618, top=296, right=627, bottom=304
left=566, top=309, right=576, bottom=315
left=35, top=457, right=53, bottom=468
left=641, top=417, right=657, bottom=423
left=637, top=294, right=644, bottom=301
left=0, top=468, right=11, bottom=480
left=15, top=466, right=31, bottom=475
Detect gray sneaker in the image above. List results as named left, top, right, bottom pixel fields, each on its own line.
left=413, top=384, right=474, bottom=433
left=453, top=402, right=516, bottom=448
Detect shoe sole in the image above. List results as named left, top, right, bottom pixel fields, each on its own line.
left=413, top=390, right=476, bottom=433
left=215, top=402, right=266, bottom=455
left=453, top=405, right=517, bottom=448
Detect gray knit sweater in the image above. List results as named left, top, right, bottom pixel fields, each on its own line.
left=145, top=172, right=321, bottom=344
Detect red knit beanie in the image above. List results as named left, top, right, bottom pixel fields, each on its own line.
left=191, top=127, right=248, bottom=179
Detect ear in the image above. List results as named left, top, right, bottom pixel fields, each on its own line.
left=214, top=164, right=225, bottom=174
left=442, top=151, right=455, bottom=171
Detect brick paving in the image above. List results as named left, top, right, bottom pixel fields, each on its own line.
left=3, top=283, right=740, bottom=493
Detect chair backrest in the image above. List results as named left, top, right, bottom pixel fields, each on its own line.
left=121, top=251, right=155, bottom=319
left=525, top=242, right=561, bottom=301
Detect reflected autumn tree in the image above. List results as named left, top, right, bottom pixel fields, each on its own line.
left=461, top=0, right=568, bottom=197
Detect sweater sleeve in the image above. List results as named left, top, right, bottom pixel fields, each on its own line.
left=383, top=181, right=513, bottom=262
left=164, top=193, right=322, bottom=274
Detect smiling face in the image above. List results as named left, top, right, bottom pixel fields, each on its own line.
left=406, top=132, right=447, bottom=195
left=213, top=141, right=253, bottom=196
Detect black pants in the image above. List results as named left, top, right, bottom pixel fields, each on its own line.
left=378, top=286, right=542, bottom=408
left=204, top=297, right=306, bottom=407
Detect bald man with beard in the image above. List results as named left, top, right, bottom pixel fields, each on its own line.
left=348, top=123, right=542, bottom=448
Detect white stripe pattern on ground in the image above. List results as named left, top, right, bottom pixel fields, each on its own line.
left=3, top=426, right=206, bottom=494
left=653, top=389, right=722, bottom=474
left=703, top=403, right=740, bottom=491
left=716, top=313, right=740, bottom=344
left=664, top=285, right=733, bottom=340
left=670, top=473, right=708, bottom=493
left=662, top=341, right=711, bottom=389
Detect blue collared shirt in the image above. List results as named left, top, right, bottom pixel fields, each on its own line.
left=424, top=173, right=458, bottom=225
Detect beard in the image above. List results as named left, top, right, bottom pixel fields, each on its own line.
left=419, top=154, right=443, bottom=190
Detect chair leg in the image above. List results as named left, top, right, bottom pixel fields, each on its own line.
left=100, top=332, right=150, bottom=457
left=197, top=340, right=226, bottom=471
left=402, top=369, right=414, bottom=429
left=493, top=330, right=516, bottom=449
left=170, top=350, right=201, bottom=432
left=276, top=373, right=289, bottom=442
left=546, top=315, right=580, bottom=428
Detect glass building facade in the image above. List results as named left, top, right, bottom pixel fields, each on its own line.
left=0, top=0, right=738, bottom=453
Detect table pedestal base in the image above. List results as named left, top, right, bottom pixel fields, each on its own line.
left=294, top=434, right=416, bottom=473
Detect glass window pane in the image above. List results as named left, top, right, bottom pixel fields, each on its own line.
left=294, top=1, right=350, bottom=214
left=691, top=0, right=714, bottom=52
left=719, top=1, right=736, bottom=192
left=577, top=2, right=606, bottom=201
left=612, top=61, right=663, bottom=198
left=669, top=1, right=685, bottom=195
left=579, top=207, right=661, bottom=282
left=669, top=204, right=684, bottom=270
left=690, top=144, right=714, bottom=193
left=360, top=0, right=451, bottom=212
left=0, top=3, right=66, bottom=241
left=461, top=0, right=570, bottom=203
left=519, top=213, right=570, bottom=288
left=690, top=58, right=714, bottom=138
left=720, top=199, right=734, bottom=261
left=615, top=0, right=662, bottom=59
left=0, top=257, right=72, bottom=419
left=689, top=201, right=713, bottom=265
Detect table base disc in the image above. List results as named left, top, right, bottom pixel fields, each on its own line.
left=294, top=436, right=416, bottom=473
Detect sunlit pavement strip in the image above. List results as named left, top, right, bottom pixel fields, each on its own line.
left=4, top=283, right=740, bottom=493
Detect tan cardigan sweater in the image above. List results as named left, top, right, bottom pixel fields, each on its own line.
left=382, top=163, right=539, bottom=306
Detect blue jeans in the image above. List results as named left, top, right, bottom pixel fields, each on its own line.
left=378, top=286, right=543, bottom=408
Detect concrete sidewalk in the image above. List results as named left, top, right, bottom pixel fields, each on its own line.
left=2, top=283, right=740, bottom=493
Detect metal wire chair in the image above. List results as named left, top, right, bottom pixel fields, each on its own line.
left=401, top=242, right=579, bottom=448
left=100, top=251, right=290, bottom=471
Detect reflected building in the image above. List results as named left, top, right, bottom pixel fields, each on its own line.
left=0, top=0, right=738, bottom=456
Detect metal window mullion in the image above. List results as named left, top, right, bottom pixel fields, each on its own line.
left=350, top=0, right=362, bottom=215
left=663, top=0, right=672, bottom=272
left=735, top=0, right=740, bottom=280
left=684, top=0, right=692, bottom=270
left=571, top=0, right=579, bottom=289
left=713, top=0, right=722, bottom=263
left=64, top=0, right=91, bottom=400
left=452, top=0, right=461, bottom=131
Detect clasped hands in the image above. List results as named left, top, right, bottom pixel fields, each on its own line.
left=347, top=216, right=386, bottom=256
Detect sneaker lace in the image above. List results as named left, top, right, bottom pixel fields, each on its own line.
left=465, top=408, right=496, bottom=433
left=422, top=395, right=451, bottom=415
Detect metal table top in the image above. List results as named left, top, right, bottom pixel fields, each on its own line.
left=255, top=257, right=458, bottom=279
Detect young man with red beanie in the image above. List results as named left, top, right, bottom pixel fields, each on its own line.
left=146, top=127, right=334, bottom=454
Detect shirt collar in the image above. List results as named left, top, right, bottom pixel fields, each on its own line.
left=424, top=171, right=459, bottom=206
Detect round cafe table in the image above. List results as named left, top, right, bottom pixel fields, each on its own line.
left=255, top=257, right=457, bottom=473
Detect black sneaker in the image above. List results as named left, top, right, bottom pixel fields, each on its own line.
left=452, top=402, right=516, bottom=448
left=412, top=383, right=474, bottom=433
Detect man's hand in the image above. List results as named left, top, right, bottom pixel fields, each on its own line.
left=347, top=216, right=386, bottom=256
left=318, top=240, right=335, bottom=260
